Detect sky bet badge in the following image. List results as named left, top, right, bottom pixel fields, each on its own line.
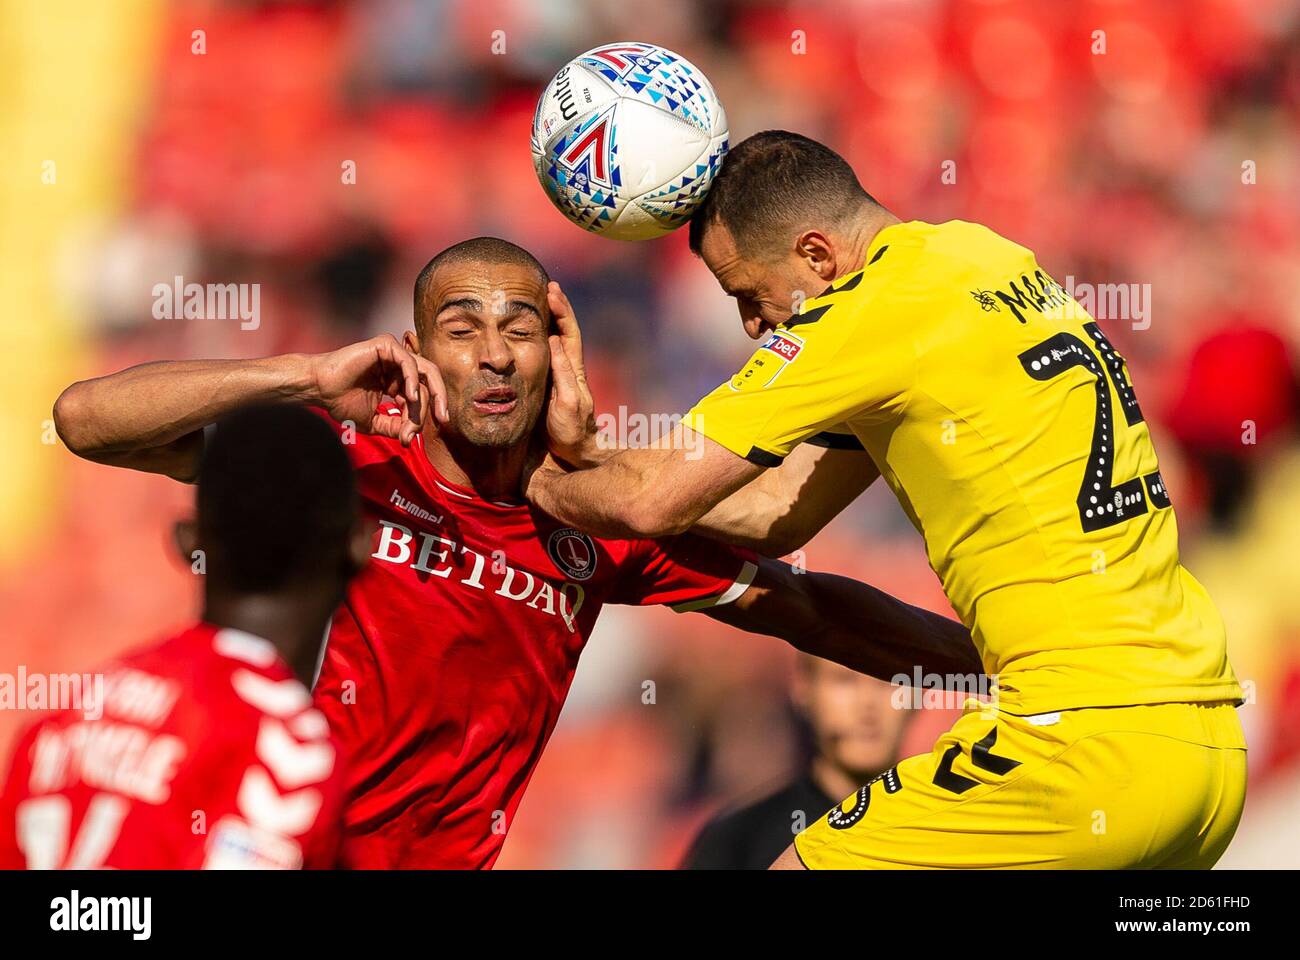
left=729, top=329, right=804, bottom=392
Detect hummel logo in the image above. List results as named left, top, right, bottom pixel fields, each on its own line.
left=390, top=489, right=443, bottom=525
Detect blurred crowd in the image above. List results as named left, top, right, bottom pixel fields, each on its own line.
left=3, top=0, right=1299, bottom=867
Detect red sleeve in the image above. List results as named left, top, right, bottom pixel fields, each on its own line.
left=609, top=533, right=757, bottom=611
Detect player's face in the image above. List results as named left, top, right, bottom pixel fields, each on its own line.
left=796, top=660, right=911, bottom=779
left=414, top=262, right=550, bottom=448
left=699, top=224, right=819, bottom=338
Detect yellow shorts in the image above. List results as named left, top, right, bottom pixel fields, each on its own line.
left=794, top=700, right=1247, bottom=869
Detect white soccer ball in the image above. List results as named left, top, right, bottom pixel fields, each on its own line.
left=531, top=42, right=729, bottom=241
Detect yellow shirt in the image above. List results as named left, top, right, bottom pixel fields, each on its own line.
left=686, top=219, right=1241, bottom=715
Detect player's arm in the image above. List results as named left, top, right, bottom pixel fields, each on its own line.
left=527, top=427, right=763, bottom=540
left=537, top=285, right=773, bottom=540
left=549, top=343, right=876, bottom=552
left=542, top=423, right=877, bottom=555
left=537, top=284, right=887, bottom=544
left=53, top=336, right=448, bottom=482
left=704, top=556, right=984, bottom=685
left=689, top=441, right=879, bottom=555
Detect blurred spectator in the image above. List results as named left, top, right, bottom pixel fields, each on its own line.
left=681, top=658, right=912, bottom=869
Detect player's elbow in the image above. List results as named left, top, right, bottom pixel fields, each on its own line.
left=622, top=497, right=693, bottom=539
left=52, top=382, right=97, bottom=455
left=623, top=510, right=691, bottom=540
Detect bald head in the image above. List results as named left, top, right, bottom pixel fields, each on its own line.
left=405, top=237, right=553, bottom=451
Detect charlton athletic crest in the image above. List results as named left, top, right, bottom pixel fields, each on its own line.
left=547, top=528, right=598, bottom=581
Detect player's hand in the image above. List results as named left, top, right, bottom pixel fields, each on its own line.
left=308, top=335, right=448, bottom=446
left=545, top=282, right=601, bottom=467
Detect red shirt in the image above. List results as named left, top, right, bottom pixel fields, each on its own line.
left=313, top=411, right=755, bottom=868
left=0, top=623, right=347, bottom=869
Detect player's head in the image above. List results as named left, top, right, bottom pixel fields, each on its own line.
left=689, top=131, right=884, bottom=337
left=793, top=655, right=912, bottom=782
left=407, top=237, right=551, bottom=450
left=177, top=403, right=370, bottom=680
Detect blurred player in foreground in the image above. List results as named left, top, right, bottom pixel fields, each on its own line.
left=683, top=660, right=911, bottom=869
left=526, top=132, right=1247, bottom=869
left=0, top=404, right=363, bottom=868
left=49, top=237, right=981, bottom=868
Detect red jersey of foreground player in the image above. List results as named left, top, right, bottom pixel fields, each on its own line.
left=0, top=623, right=348, bottom=869
left=312, top=409, right=756, bottom=868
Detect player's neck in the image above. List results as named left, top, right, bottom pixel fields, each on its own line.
left=422, top=428, right=528, bottom=503
left=839, top=205, right=903, bottom=276
left=202, top=592, right=334, bottom=686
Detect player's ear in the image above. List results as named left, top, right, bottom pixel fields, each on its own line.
left=402, top=329, right=421, bottom=356
left=172, top=518, right=199, bottom=567
left=795, top=230, right=837, bottom=281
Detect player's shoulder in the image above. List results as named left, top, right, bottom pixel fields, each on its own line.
left=116, top=624, right=313, bottom=734
left=882, top=219, right=1044, bottom=288
left=22, top=624, right=210, bottom=734
left=829, top=220, right=1030, bottom=296
left=0, top=626, right=195, bottom=774
left=173, top=627, right=341, bottom=793
left=796, top=220, right=1036, bottom=327
left=789, top=220, right=950, bottom=332
left=198, top=627, right=317, bottom=723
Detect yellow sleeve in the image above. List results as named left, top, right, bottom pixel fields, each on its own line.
left=684, top=277, right=913, bottom=465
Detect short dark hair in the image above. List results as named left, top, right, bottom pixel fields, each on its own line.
left=688, top=131, right=876, bottom=257
left=414, top=237, right=550, bottom=331
left=197, top=403, right=357, bottom=594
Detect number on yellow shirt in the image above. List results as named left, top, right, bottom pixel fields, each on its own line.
left=1019, top=322, right=1170, bottom=532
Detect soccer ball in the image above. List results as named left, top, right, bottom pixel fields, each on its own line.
left=531, top=42, right=729, bottom=241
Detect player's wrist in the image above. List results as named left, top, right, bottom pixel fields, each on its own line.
left=572, top=430, right=616, bottom=470
left=282, top=352, right=325, bottom=404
